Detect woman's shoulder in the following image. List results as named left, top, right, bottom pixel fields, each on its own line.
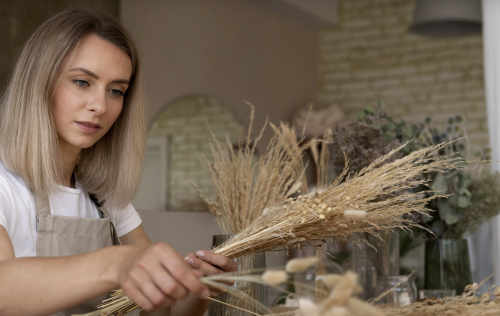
left=0, top=161, right=28, bottom=191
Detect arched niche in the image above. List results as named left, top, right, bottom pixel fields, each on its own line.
left=132, top=95, right=243, bottom=212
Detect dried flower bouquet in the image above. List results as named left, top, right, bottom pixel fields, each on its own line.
left=213, top=140, right=465, bottom=258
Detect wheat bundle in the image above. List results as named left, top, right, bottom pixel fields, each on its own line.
left=212, top=141, right=464, bottom=258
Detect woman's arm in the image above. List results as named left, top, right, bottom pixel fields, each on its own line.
left=0, top=225, right=209, bottom=316
left=120, top=226, right=238, bottom=316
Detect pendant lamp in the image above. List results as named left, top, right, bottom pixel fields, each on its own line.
left=409, top=0, right=482, bottom=37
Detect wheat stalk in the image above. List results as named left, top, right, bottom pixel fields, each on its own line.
left=212, top=140, right=464, bottom=258
left=192, top=104, right=309, bottom=235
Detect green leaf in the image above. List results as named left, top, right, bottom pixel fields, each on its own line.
left=431, top=221, right=442, bottom=237
left=445, top=207, right=461, bottom=225
left=458, top=187, right=471, bottom=197
left=438, top=199, right=450, bottom=219
left=357, top=111, right=367, bottom=121
left=448, top=194, right=458, bottom=207
left=421, top=214, right=433, bottom=223
left=432, top=173, right=447, bottom=193
left=445, top=170, right=459, bottom=180
left=386, top=122, right=396, bottom=131
left=364, top=105, right=375, bottom=113
left=457, top=195, right=470, bottom=208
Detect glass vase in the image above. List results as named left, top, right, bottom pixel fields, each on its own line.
left=374, top=275, right=417, bottom=306
left=424, top=238, right=472, bottom=294
left=208, top=235, right=268, bottom=316
left=293, top=244, right=343, bottom=304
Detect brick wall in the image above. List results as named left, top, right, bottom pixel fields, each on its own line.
left=147, top=95, right=242, bottom=212
left=318, top=0, right=488, bottom=153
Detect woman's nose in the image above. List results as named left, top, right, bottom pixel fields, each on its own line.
left=87, top=90, right=107, bottom=115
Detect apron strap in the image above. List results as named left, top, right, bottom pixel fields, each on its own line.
left=100, top=205, right=121, bottom=246
left=33, top=190, right=51, bottom=215
left=88, top=194, right=121, bottom=246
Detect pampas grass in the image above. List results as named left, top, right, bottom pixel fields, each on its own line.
left=212, top=140, right=465, bottom=258
left=285, top=257, right=319, bottom=273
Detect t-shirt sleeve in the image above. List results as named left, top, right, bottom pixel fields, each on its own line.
left=111, top=203, right=142, bottom=237
left=0, top=200, right=9, bottom=232
left=0, top=182, right=12, bottom=233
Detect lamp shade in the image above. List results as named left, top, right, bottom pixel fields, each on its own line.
left=409, top=0, right=482, bottom=37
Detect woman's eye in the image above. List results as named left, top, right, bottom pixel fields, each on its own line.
left=110, top=89, right=124, bottom=97
left=74, top=79, right=89, bottom=87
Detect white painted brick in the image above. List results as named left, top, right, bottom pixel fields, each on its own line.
left=437, top=71, right=463, bottom=80
left=380, top=87, right=410, bottom=97
left=350, top=28, right=381, bottom=39
left=404, top=75, right=435, bottom=84
left=338, top=39, right=368, bottom=49
left=322, top=31, right=351, bottom=41
left=373, top=78, right=401, bottom=88
left=340, top=81, right=371, bottom=91
left=368, top=37, right=400, bottom=48
left=464, top=90, right=486, bottom=99
left=415, top=41, right=448, bottom=51
left=343, top=19, right=371, bottom=29
left=385, top=67, right=417, bottom=76
left=354, top=69, right=385, bottom=80
left=317, top=0, right=487, bottom=152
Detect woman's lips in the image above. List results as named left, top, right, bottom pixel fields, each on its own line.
left=76, top=121, right=101, bottom=133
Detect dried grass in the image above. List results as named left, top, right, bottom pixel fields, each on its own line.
left=380, top=276, right=500, bottom=316
left=212, top=141, right=465, bottom=258
left=192, top=104, right=309, bottom=235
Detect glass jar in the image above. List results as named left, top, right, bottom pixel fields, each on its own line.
left=374, top=276, right=417, bottom=306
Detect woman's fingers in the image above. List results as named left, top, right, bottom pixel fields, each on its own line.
left=150, top=261, right=189, bottom=301
left=194, top=250, right=238, bottom=272
left=119, top=243, right=211, bottom=310
left=153, top=243, right=210, bottom=299
left=124, top=261, right=179, bottom=311
left=185, top=252, right=236, bottom=287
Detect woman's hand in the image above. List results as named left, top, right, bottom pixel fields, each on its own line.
left=184, top=250, right=238, bottom=298
left=116, top=243, right=210, bottom=312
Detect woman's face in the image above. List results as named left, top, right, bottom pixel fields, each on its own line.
left=52, top=34, right=132, bottom=155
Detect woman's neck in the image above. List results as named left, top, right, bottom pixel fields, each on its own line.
left=59, top=144, right=81, bottom=189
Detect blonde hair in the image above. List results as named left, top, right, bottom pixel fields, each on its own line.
left=0, top=7, right=146, bottom=209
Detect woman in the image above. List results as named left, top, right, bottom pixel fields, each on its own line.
left=0, top=7, right=237, bottom=316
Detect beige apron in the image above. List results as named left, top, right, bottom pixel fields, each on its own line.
left=34, top=190, right=120, bottom=316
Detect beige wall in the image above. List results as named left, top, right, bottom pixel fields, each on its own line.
left=120, top=0, right=319, bottom=151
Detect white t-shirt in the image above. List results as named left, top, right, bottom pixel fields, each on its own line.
left=0, top=162, right=142, bottom=258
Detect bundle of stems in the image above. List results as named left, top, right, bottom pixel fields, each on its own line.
left=77, top=258, right=384, bottom=316
left=193, top=105, right=309, bottom=235
left=212, top=141, right=465, bottom=258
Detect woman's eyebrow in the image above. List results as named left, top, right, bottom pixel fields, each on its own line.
left=69, top=67, right=99, bottom=79
left=69, top=67, right=129, bottom=84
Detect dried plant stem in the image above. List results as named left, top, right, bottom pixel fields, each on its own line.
left=206, top=297, right=261, bottom=316
left=369, top=271, right=416, bottom=304
left=193, top=105, right=310, bottom=235
left=213, top=141, right=465, bottom=258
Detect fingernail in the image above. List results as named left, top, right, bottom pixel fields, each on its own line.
left=196, top=251, right=205, bottom=258
left=185, top=257, right=194, bottom=265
